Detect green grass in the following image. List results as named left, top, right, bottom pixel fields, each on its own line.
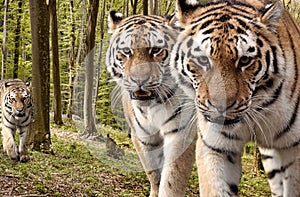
left=0, top=122, right=270, bottom=196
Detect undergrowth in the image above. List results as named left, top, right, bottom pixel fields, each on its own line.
left=0, top=121, right=270, bottom=196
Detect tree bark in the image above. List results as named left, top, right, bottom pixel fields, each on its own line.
left=82, top=0, right=99, bottom=137
left=28, top=0, right=52, bottom=153
left=50, top=0, right=63, bottom=125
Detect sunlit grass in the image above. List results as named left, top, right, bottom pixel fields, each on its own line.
left=0, top=122, right=270, bottom=196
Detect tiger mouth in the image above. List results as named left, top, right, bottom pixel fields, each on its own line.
left=204, top=115, right=242, bottom=125
left=130, top=90, right=156, bottom=100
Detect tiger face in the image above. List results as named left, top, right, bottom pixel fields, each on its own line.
left=172, top=1, right=285, bottom=126
left=106, top=12, right=178, bottom=105
left=2, top=81, right=32, bottom=120
left=5, top=87, right=31, bottom=118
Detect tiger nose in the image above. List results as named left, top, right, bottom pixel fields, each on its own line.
left=210, top=100, right=236, bottom=114
left=130, top=76, right=151, bottom=86
left=208, top=101, right=227, bottom=114
left=15, top=103, right=24, bottom=112
left=16, top=108, right=23, bottom=113
left=128, top=63, right=153, bottom=85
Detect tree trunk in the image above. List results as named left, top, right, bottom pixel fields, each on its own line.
left=13, top=0, right=22, bottom=79
left=130, top=0, right=138, bottom=15
left=2, top=0, right=9, bottom=79
left=50, top=0, right=63, bottom=125
left=149, top=0, right=153, bottom=15
left=28, top=0, right=52, bottom=153
left=143, top=0, right=148, bottom=15
left=93, top=0, right=105, bottom=118
left=82, top=0, right=99, bottom=137
left=66, top=0, right=76, bottom=120
left=75, top=0, right=86, bottom=67
left=153, top=0, right=159, bottom=15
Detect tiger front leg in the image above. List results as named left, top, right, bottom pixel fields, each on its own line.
left=158, top=133, right=196, bottom=197
left=1, top=126, right=19, bottom=161
left=278, top=147, right=300, bottom=197
left=259, top=148, right=284, bottom=197
left=18, top=126, right=30, bottom=163
left=131, top=135, right=162, bottom=197
left=196, top=137, right=242, bottom=197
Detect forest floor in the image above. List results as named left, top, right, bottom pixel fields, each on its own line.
left=0, top=121, right=271, bottom=197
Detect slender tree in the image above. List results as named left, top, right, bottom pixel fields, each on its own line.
left=2, top=0, right=9, bottom=79
left=28, top=0, right=52, bottom=152
left=93, top=0, right=106, bottom=118
left=82, top=0, right=99, bottom=137
left=66, top=0, right=76, bottom=120
left=75, top=0, right=86, bottom=67
left=143, top=0, right=148, bottom=15
left=131, top=0, right=138, bottom=14
left=50, top=0, right=63, bottom=125
left=13, top=0, right=23, bottom=78
left=153, top=0, right=159, bottom=15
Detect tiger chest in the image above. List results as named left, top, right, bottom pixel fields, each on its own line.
left=132, top=103, right=175, bottom=137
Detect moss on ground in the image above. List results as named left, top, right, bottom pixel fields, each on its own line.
left=0, top=123, right=270, bottom=196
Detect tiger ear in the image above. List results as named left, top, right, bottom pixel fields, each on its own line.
left=176, top=0, right=200, bottom=26
left=108, top=11, right=123, bottom=34
left=4, top=81, right=13, bottom=88
left=25, top=81, right=31, bottom=88
left=260, top=1, right=282, bottom=32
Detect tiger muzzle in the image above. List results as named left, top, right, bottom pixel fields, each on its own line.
left=204, top=114, right=242, bottom=126
left=130, top=90, right=156, bottom=100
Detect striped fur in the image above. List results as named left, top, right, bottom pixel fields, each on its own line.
left=106, top=12, right=197, bottom=196
left=0, top=79, right=32, bottom=162
left=171, top=0, right=300, bottom=196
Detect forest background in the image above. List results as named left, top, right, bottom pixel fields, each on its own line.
left=0, top=0, right=300, bottom=196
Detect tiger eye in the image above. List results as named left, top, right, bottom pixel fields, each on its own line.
left=238, top=56, right=253, bottom=68
left=150, top=47, right=162, bottom=56
left=197, top=56, right=210, bottom=69
left=121, top=47, right=131, bottom=56
left=199, top=56, right=209, bottom=64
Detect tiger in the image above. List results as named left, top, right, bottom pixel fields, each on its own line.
left=106, top=11, right=197, bottom=196
left=0, top=79, right=32, bottom=163
left=171, top=0, right=300, bottom=196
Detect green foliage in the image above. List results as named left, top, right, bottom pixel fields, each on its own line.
left=284, top=0, right=300, bottom=23
left=0, top=0, right=31, bottom=80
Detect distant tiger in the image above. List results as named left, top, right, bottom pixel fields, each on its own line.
left=0, top=79, right=32, bottom=162
left=106, top=11, right=197, bottom=196
left=171, top=0, right=300, bottom=196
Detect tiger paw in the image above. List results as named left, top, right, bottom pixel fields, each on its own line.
left=6, top=145, right=19, bottom=161
left=20, top=155, right=30, bottom=163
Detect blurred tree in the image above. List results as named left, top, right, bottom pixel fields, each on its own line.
left=82, top=0, right=99, bottom=137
